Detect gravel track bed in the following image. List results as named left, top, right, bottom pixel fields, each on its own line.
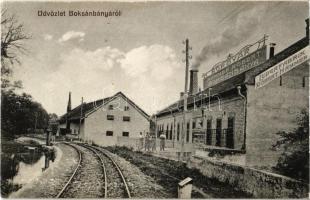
left=61, top=144, right=105, bottom=198
left=9, top=143, right=78, bottom=198
left=93, top=146, right=126, bottom=198
left=98, top=146, right=171, bottom=198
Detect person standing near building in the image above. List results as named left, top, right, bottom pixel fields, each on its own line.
left=139, top=132, right=144, bottom=151
left=145, top=132, right=150, bottom=151
left=159, top=131, right=166, bottom=151
left=151, top=135, right=156, bottom=151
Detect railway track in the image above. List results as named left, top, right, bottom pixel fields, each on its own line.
left=56, top=143, right=106, bottom=198
left=56, top=142, right=131, bottom=198
left=82, top=144, right=131, bottom=198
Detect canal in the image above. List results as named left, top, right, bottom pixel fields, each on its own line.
left=1, top=138, right=47, bottom=197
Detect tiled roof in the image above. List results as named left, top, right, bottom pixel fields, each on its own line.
left=59, top=91, right=150, bottom=124
left=156, top=73, right=245, bottom=117
left=58, top=97, right=112, bottom=123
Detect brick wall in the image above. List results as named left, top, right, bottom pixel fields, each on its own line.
left=246, top=61, right=309, bottom=168
left=156, top=95, right=245, bottom=151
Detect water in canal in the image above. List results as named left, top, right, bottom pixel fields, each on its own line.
left=1, top=139, right=46, bottom=197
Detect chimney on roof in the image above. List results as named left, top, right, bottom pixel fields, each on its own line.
left=269, top=43, right=276, bottom=58
left=306, top=18, right=309, bottom=39
left=189, top=69, right=198, bottom=95
left=66, top=92, right=71, bottom=131
left=67, top=92, right=72, bottom=112
left=180, top=92, right=184, bottom=99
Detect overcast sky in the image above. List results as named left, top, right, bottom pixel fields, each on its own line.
left=3, top=1, right=308, bottom=116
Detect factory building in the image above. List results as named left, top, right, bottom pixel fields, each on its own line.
left=155, top=19, right=309, bottom=168
left=58, top=91, right=150, bottom=146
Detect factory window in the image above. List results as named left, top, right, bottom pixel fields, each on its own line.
left=107, top=115, right=114, bottom=120
left=177, top=123, right=180, bottom=141
left=206, top=119, right=212, bottom=145
left=186, top=122, right=190, bottom=143
left=192, top=121, right=196, bottom=129
left=122, top=132, right=129, bottom=137
left=166, top=124, right=169, bottom=139
left=106, top=131, right=113, bottom=136
left=170, top=123, right=173, bottom=140
left=279, top=76, right=282, bottom=86
left=226, top=117, right=234, bottom=149
left=124, top=106, right=130, bottom=111
left=302, top=76, right=306, bottom=88
left=216, top=119, right=222, bottom=147
left=123, top=116, right=130, bottom=122
left=108, top=105, right=114, bottom=110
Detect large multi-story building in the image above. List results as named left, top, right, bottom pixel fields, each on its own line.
left=155, top=19, right=309, bottom=168
left=58, top=91, right=150, bottom=146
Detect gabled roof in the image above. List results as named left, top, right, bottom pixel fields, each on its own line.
left=59, top=91, right=150, bottom=124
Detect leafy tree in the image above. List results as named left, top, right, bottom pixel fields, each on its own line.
left=272, top=109, right=309, bottom=182
left=1, top=90, right=50, bottom=136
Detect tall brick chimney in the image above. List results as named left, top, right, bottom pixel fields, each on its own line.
left=269, top=43, right=276, bottom=58
left=189, top=69, right=198, bottom=95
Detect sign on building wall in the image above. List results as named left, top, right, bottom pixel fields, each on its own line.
left=255, top=46, right=310, bottom=89
left=203, top=46, right=267, bottom=89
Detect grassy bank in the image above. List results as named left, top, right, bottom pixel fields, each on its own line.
left=105, top=146, right=253, bottom=198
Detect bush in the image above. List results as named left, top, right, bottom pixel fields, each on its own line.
left=273, top=110, right=309, bottom=182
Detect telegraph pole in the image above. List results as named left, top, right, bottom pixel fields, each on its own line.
left=181, top=38, right=191, bottom=160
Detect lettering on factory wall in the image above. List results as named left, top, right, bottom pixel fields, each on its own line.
left=203, top=46, right=267, bottom=88
left=255, top=46, right=310, bottom=89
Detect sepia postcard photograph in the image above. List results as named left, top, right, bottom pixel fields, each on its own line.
left=1, top=0, right=309, bottom=199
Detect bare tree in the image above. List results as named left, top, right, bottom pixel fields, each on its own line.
left=1, top=9, right=30, bottom=89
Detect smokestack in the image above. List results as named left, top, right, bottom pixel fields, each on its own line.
left=67, top=92, right=72, bottom=112
left=306, top=18, right=309, bottom=39
left=66, top=91, right=71, bottom=131
left=189, top=69, right=198, bottom=95
left=269, top=43, right=276, bottom=58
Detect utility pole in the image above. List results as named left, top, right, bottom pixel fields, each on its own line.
left=78, top=97, right=83, bottom=139
left=181, top=38, right=192, bottom=160
left=34, top=112, right=38, bottom=133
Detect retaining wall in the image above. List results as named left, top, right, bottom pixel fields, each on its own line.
left=189, top=156, right=309, bottom=198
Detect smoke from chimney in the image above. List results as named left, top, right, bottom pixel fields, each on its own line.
left=192, top=5, right=268, bottom=70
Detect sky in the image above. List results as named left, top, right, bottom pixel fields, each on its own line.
left=3, top=1, right=309, bottom=116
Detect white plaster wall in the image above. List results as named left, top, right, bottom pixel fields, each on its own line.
left=83, top=96, right=149, bottom=146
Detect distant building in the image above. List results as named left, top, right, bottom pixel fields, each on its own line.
left=58, top=92, right=150, bottom=146
left=155, top=19, right=309, bottom=168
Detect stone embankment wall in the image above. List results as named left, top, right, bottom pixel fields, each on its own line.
left=189, top=156, right=309, bottom=198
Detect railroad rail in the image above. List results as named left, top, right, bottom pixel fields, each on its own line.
left=55, top=142, right=131, bottom=198
left=81, top=144, right=132, bottom=198
left=55, top=142, right=82, bottom=198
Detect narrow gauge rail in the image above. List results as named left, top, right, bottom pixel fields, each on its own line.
left=56, top=143, right=82, bottom=198
left=81, top=144, right=132, bottom=198
left=56, top=143, right=106, bottom=198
